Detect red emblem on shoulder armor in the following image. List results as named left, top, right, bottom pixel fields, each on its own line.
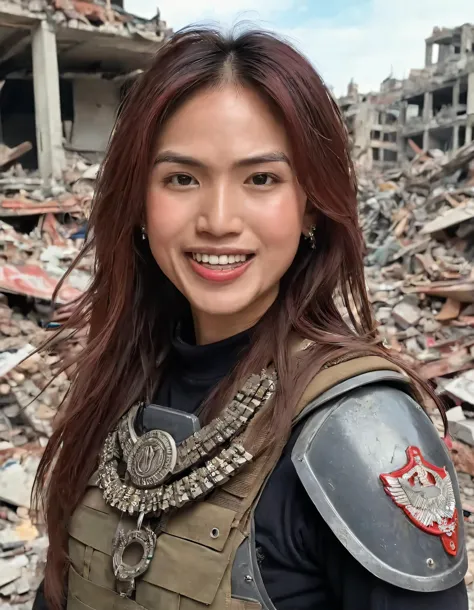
left=380, top=446, right=458, bottom=556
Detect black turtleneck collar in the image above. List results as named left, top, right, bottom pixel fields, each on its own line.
left=171, top=319, right=252, bottom=383
left=152, top=319, right=252, bottom=414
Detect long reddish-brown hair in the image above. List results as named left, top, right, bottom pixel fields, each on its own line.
left=35, top=26, right=446, bottom=609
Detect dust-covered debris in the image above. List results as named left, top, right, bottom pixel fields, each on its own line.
left=360, top=141, right=474, bottom=595
left=0, top=147, right=92, bottom=608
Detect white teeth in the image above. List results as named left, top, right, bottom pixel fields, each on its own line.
left=191, top=252, right=250, bottom=264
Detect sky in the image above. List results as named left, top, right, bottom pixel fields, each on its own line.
left=126, top=0, right=473, bottom=96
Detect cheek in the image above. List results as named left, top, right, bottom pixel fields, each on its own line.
left=145, top=190, right=190, bottom=245
left=253, top=192, right=305, bottom=250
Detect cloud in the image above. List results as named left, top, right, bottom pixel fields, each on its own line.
left=281, top=0, right=474, bottom=94
left=126, top=0, right=472, bottom=96
left=128, top=0, right=295, bottom=28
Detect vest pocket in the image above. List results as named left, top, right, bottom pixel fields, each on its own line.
left=134, top=581, right=180, bottom=610
left=69, top=486, right=243, bottom=607
left=68, top=564, right=146, bottom=610
left=160, top=501, right=236, bottom=552
left=69, top=504, right=119, bottom=556
left=67, top=594, right=93, bottom=610
left=142, top=527, right=241, bottom=604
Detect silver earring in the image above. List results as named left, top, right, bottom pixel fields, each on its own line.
left=305, top=225, right=316, bottom=250
left=141, top=225, right=147, bottom=240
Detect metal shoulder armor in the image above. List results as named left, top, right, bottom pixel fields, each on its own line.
left=291, top=375, right=467, bottom=592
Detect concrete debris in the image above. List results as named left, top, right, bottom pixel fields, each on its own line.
left=361, top=139, right=474, bottom=597
left=0, top=450, right=48, bottom=607
left=392, top=296, right=422, bottom=329
left=446, top=372, right=474, bottom=407
left=5, top=0, right=169, bottom=40
left=447, top=405, right=474, bottom=446
left=0, top=146, right=92, bottom=608
left=0, top=458, right=40, bottom=508
left=0, top=144, right=32, bottom=170
left=364, top=142, right=474, bottom=382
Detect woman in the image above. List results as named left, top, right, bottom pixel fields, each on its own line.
left=33, top=28, right=468, bottom=610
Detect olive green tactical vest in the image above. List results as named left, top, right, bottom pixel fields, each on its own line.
left=67, top=356, right=404, bottom=610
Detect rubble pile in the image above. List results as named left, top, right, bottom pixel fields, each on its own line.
left=360, top=141, right=474, bottom=596
left=0, top=149, right=92, bottom=609
left=0, top=299, right=65, bottom=609
left=0, top=150, right=95, bottom=214
left=0, top=449, right=48, bottom=610
left=360, top=141, right=474, bottom=383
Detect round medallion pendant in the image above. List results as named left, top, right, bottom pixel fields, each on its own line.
left=112, top=527, right=157, bottom=587
left=127, top=429, right=177, bottom=488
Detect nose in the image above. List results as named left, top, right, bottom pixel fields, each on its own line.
left=196, top=182, right=243, bottom=237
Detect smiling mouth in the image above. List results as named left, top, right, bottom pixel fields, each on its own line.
left=188, top=252, right=255, bottom=270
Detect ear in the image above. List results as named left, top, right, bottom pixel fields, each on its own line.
left=302, top=201, right=317, bottom=236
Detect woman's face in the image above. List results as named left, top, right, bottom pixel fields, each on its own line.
left=146, top=85, right=308, bottom=342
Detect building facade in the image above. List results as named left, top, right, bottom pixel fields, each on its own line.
left=338, top=78, right=402, bottom=171
left=0, top=0, right=169, bottom=182
left=399, top=23, right=474, bottom=161
left=339, top=22, right=474, bottom=169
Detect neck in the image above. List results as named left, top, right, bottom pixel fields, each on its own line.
left=192, top=313, right=255, bottom=345
left=192, top=291, right=277, bottom=345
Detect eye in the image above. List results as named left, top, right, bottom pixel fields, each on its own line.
left=248, top=173, right=279, bottom=187
left=166, top=174, right=198, bottom=187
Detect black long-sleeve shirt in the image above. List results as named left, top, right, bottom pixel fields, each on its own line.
left=33, top=326, right=468, bottom=609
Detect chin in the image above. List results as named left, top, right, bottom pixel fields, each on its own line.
left=189, top=294, right=257, bottom=318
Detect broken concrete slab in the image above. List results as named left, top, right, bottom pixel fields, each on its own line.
left=0, top=457, right=40, bottom=508
left=392, top=297, right=422, bottom=329
left=0, top=558, right=21, bottom=588
left=450, top=419, right=474, bottom=447
left=447, top=405, right=466, bottom=422
left=421, top=201, right=474, bottom=235
left=445, top=370, right=474, bottom=405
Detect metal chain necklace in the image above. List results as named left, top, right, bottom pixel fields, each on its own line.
left=97, top=368, right=277, bottom=596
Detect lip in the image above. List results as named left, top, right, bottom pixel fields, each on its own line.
left=186, top=247, right=255, bottom=256
left=188, top=255, right=254, bottom=283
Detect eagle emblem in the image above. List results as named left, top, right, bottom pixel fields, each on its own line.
left=380, top=446, right=458, bottom=556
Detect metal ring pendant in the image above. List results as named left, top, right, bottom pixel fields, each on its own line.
left=112, top=527, right=157, bottom=593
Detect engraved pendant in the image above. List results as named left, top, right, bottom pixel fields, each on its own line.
left=112, top=525, right=157, bottom=597
left=127, top=429, right=177, bottom=488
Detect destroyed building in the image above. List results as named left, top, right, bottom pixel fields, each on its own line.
left=338, top=77, right=402, bottom=171
left=399, top=24, right=474, bottom=162
left=340, top=23, right=474, bottom=169
left=0, top=0, right=169, bottom=182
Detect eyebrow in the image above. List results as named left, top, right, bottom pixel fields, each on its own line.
left=153, top=150, right=291, bottom=169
